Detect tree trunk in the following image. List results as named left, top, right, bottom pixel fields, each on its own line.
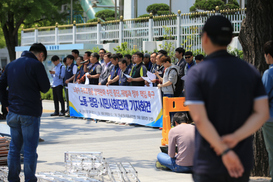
left=239, top=0, right=273, bottom=177
left=2, top=25, right=17, bottom=62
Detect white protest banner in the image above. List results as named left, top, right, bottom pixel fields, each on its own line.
left=68, top=84, right=163, bottom=127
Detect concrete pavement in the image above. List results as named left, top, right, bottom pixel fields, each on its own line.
left=0, top=100, right=271, bottom=181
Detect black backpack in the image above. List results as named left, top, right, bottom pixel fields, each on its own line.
left=168, top=68, right=183, bottom=97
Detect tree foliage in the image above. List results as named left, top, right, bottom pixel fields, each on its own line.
left=95, top=9, right=116, bottom=21
left=0, top=0, right=70, bottom=61
left=190, top=0, right=239, bottom=12
left=146, top=3, right=170, bottom=15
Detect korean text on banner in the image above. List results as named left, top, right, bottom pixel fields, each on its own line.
left=68, top=84, right=163, bottom=127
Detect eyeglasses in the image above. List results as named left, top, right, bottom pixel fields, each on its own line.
left=185, top=56, right=191, bottom=59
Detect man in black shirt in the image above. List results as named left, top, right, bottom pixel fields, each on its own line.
left=185, top=15, right=269, bottom=182
left=127, top=52, right=147, bottom=86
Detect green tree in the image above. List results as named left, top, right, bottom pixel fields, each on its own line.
left=146, top=3, right=169, bottom=15
left=95, top=9, right=116, bottom=21
left=190, top=0, right=239, bottom=12
left=0, top=0, right=70, bottom=61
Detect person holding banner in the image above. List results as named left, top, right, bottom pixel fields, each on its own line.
left=127, top=52, right=147, bottom=86
left=86, top=53, right=102, bottom=85
left=106, top=54, right=120, bottom=86
left=118, top=58, right=130, bottom=86
left=99, top=52, right=113, bottom=85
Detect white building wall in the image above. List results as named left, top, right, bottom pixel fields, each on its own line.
left=0, top=48, right=10, bottom=68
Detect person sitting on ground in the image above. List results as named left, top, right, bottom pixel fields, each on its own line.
left=157, top=112, right=195, bottom=173
left=118, top=58, right=130, bottom=86
left=127, top=52, right=147, bottom=86
left=195, top=54, right=204, bottom=64
left=106, top=54, right=120, bottom=86
left=98, top=52, right=112, bottom=85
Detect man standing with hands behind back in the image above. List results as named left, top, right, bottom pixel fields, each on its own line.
left=185, top=15, right=269, bottom=182
left=0, top=43, right=50, bottom=181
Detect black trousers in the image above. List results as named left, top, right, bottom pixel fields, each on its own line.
left=52, top=85, right=65, bottom=113
left=192, top=171, right=250, bottom=182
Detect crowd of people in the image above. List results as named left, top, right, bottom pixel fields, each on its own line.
left=1, top=14, right=273, bottom=182
left=49, top=46, right=204, bottom=117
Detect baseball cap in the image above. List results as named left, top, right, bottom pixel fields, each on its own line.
left=144, top=53, right=150, bottom=58
left=201, top=15, right=233, bottom=45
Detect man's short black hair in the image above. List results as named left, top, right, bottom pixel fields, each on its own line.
left=185, top=51, right=193, bottom=56
left=29, top=43, right=47, bottom=61
left=105, top=52, right=112, bottom=58
left=124, top=54, right=132, bottom=60
left=66, top=55, right=74, bottom=60
left=91, top=53, right=99, bottom=60
left=78, top=56, right=84, bottom=61
left=116, top=53, right=123, bottom=59
left=158, top=49, right=168, bottom=56
left=264, top=40, right=273, bottom=57
left=85, top=51, right=91, bottom=57
left=62, top=57, right=66, bottom=63
left=118, top=58, right=128, bottom=66
left=135, top=52, right=144, bottom=60
left=110, top=54, right=119, bottom=60
left=173, top=112, right=189, bottom=125
left=100, top=48, right=106, bottom=53
left=175, top=47, right=185, bottom=55
left=51, top=55, right=59, bottom=62
left=195, top=54, right=204, bottom=60
left=72, top=49, right=79, bottom=55
left=160, top=55, right=171, bottom=63
left=151, top=52, right=158, bottom=56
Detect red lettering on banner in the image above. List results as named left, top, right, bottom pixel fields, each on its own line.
left=113, top=90, right=121, bottom=97
left=132, top=90, right=139, bottom=98
left=121, top=90, right=131, bottom=98
left=73, top=87, right=80, bottom=94
left=148, top=91, right=155, bottom=98
left=87, top=88, right=93, bottom=95
left=107, top=89, right=113, bottom=97
left=94, top=88, right=106, bottom=96
left=140, top=91, right=147, bottom=99
left=80, top=87, right=88, bottom=94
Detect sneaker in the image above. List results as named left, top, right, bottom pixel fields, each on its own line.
left=50, top=113, right=59, bottom=116
left=59, top=113, right=65, bottom=116
left=65, top=113, right=70, bottom=117
left=155, top=161, right=169, bottom=170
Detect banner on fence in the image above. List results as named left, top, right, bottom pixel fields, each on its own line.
left=68, top=84, right=163, bottom=127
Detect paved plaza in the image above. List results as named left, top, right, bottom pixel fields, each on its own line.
left=0, top=100, right=271, bottom=181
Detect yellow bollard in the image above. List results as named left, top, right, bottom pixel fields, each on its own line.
left=161, top=97, right=189, bottom=146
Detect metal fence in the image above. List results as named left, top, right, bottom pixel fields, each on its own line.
left=21, top=8, right=246, bottom=51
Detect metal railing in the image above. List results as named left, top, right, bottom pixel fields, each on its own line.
left=21, top=7, right=246, bottom=51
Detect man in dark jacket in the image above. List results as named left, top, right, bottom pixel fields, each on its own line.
left=0, top=43, right=50, bottom=181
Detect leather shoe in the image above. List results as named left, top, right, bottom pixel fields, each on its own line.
left=50, top=113, right=59, bottom=116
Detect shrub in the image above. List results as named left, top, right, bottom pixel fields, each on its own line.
left=95, top=9, right=115, bottom=21
left=146, top=3, right=169, bottom=15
